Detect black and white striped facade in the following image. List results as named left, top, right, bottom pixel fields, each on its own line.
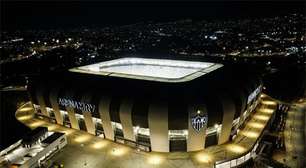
left=27, top=66, right=262, bottom=152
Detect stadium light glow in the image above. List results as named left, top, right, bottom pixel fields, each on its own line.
left=29, top=120, right=45, bottom=128
left=261, top=100, right=277, bottom=105
left=148, top=155, right=164, bottom=165
left=74, top=134, right=91, bottom=143
left=60, top=129, right=75, bottom=136
left=91, top=141, right=108, bottom=149
left=70, top=58, right=223, bottom=82
left=19, top=107, right=33, bottom=112
left=47, top=124, right=60, bottom=131
left=247, top=122, right=265, bottom=129
left=240, top=130, right=260, bottom=138
left=195, top=152, right=213, bottom=163
left=259, top=108, right=274, bottom=114
left=253, top=114, right=269, bottom=121
left=17, top=115, right=32, bottom=121
left=110, top=147, right=128, bottom=156
left=226, top=144, right=246, bottom=154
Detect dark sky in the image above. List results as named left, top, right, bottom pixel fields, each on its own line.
left=1, top=1, right=306, bottom=30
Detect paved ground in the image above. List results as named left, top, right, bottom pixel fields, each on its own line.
left=273, top=99, right=306, bottom=168
left=16, top=94, right=277, bottom=168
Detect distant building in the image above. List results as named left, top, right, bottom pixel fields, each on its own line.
left=27, top=57, right=262, bottom=152
left=0, top=127, right=67, bottom=168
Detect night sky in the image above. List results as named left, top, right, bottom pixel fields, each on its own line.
left=2, top=1, right=306, bottom=30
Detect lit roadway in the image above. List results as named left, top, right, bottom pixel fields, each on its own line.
left=274, top=98, right=306, bottom=168
left=16, top=94, right=277, bottom=168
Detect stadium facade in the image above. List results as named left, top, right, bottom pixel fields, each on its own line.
left=27, top=58, right=262, bottom=152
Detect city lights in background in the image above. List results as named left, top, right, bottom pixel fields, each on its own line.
left=2, top=1, right=305, bottom=166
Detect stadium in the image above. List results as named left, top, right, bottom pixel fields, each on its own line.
left=27, top=57, right=262, bottom=152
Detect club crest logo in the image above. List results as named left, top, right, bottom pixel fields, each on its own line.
left=191, top=113, right=207, bottom=132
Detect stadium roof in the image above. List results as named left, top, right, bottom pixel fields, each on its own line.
left=69, top=57, right=223, bottom=82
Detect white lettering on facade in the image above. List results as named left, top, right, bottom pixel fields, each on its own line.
left=58, top=98, right=96, bottom=113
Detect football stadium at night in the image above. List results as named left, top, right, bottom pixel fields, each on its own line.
left=3, top=1, right=306, bottom=167
left=26, top=58, right=263, bottom=153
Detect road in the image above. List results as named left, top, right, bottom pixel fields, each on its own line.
left=273, top=99, right=306, bottom=168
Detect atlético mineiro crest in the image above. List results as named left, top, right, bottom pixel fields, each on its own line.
left=191, top=114, right=207, bottom=132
